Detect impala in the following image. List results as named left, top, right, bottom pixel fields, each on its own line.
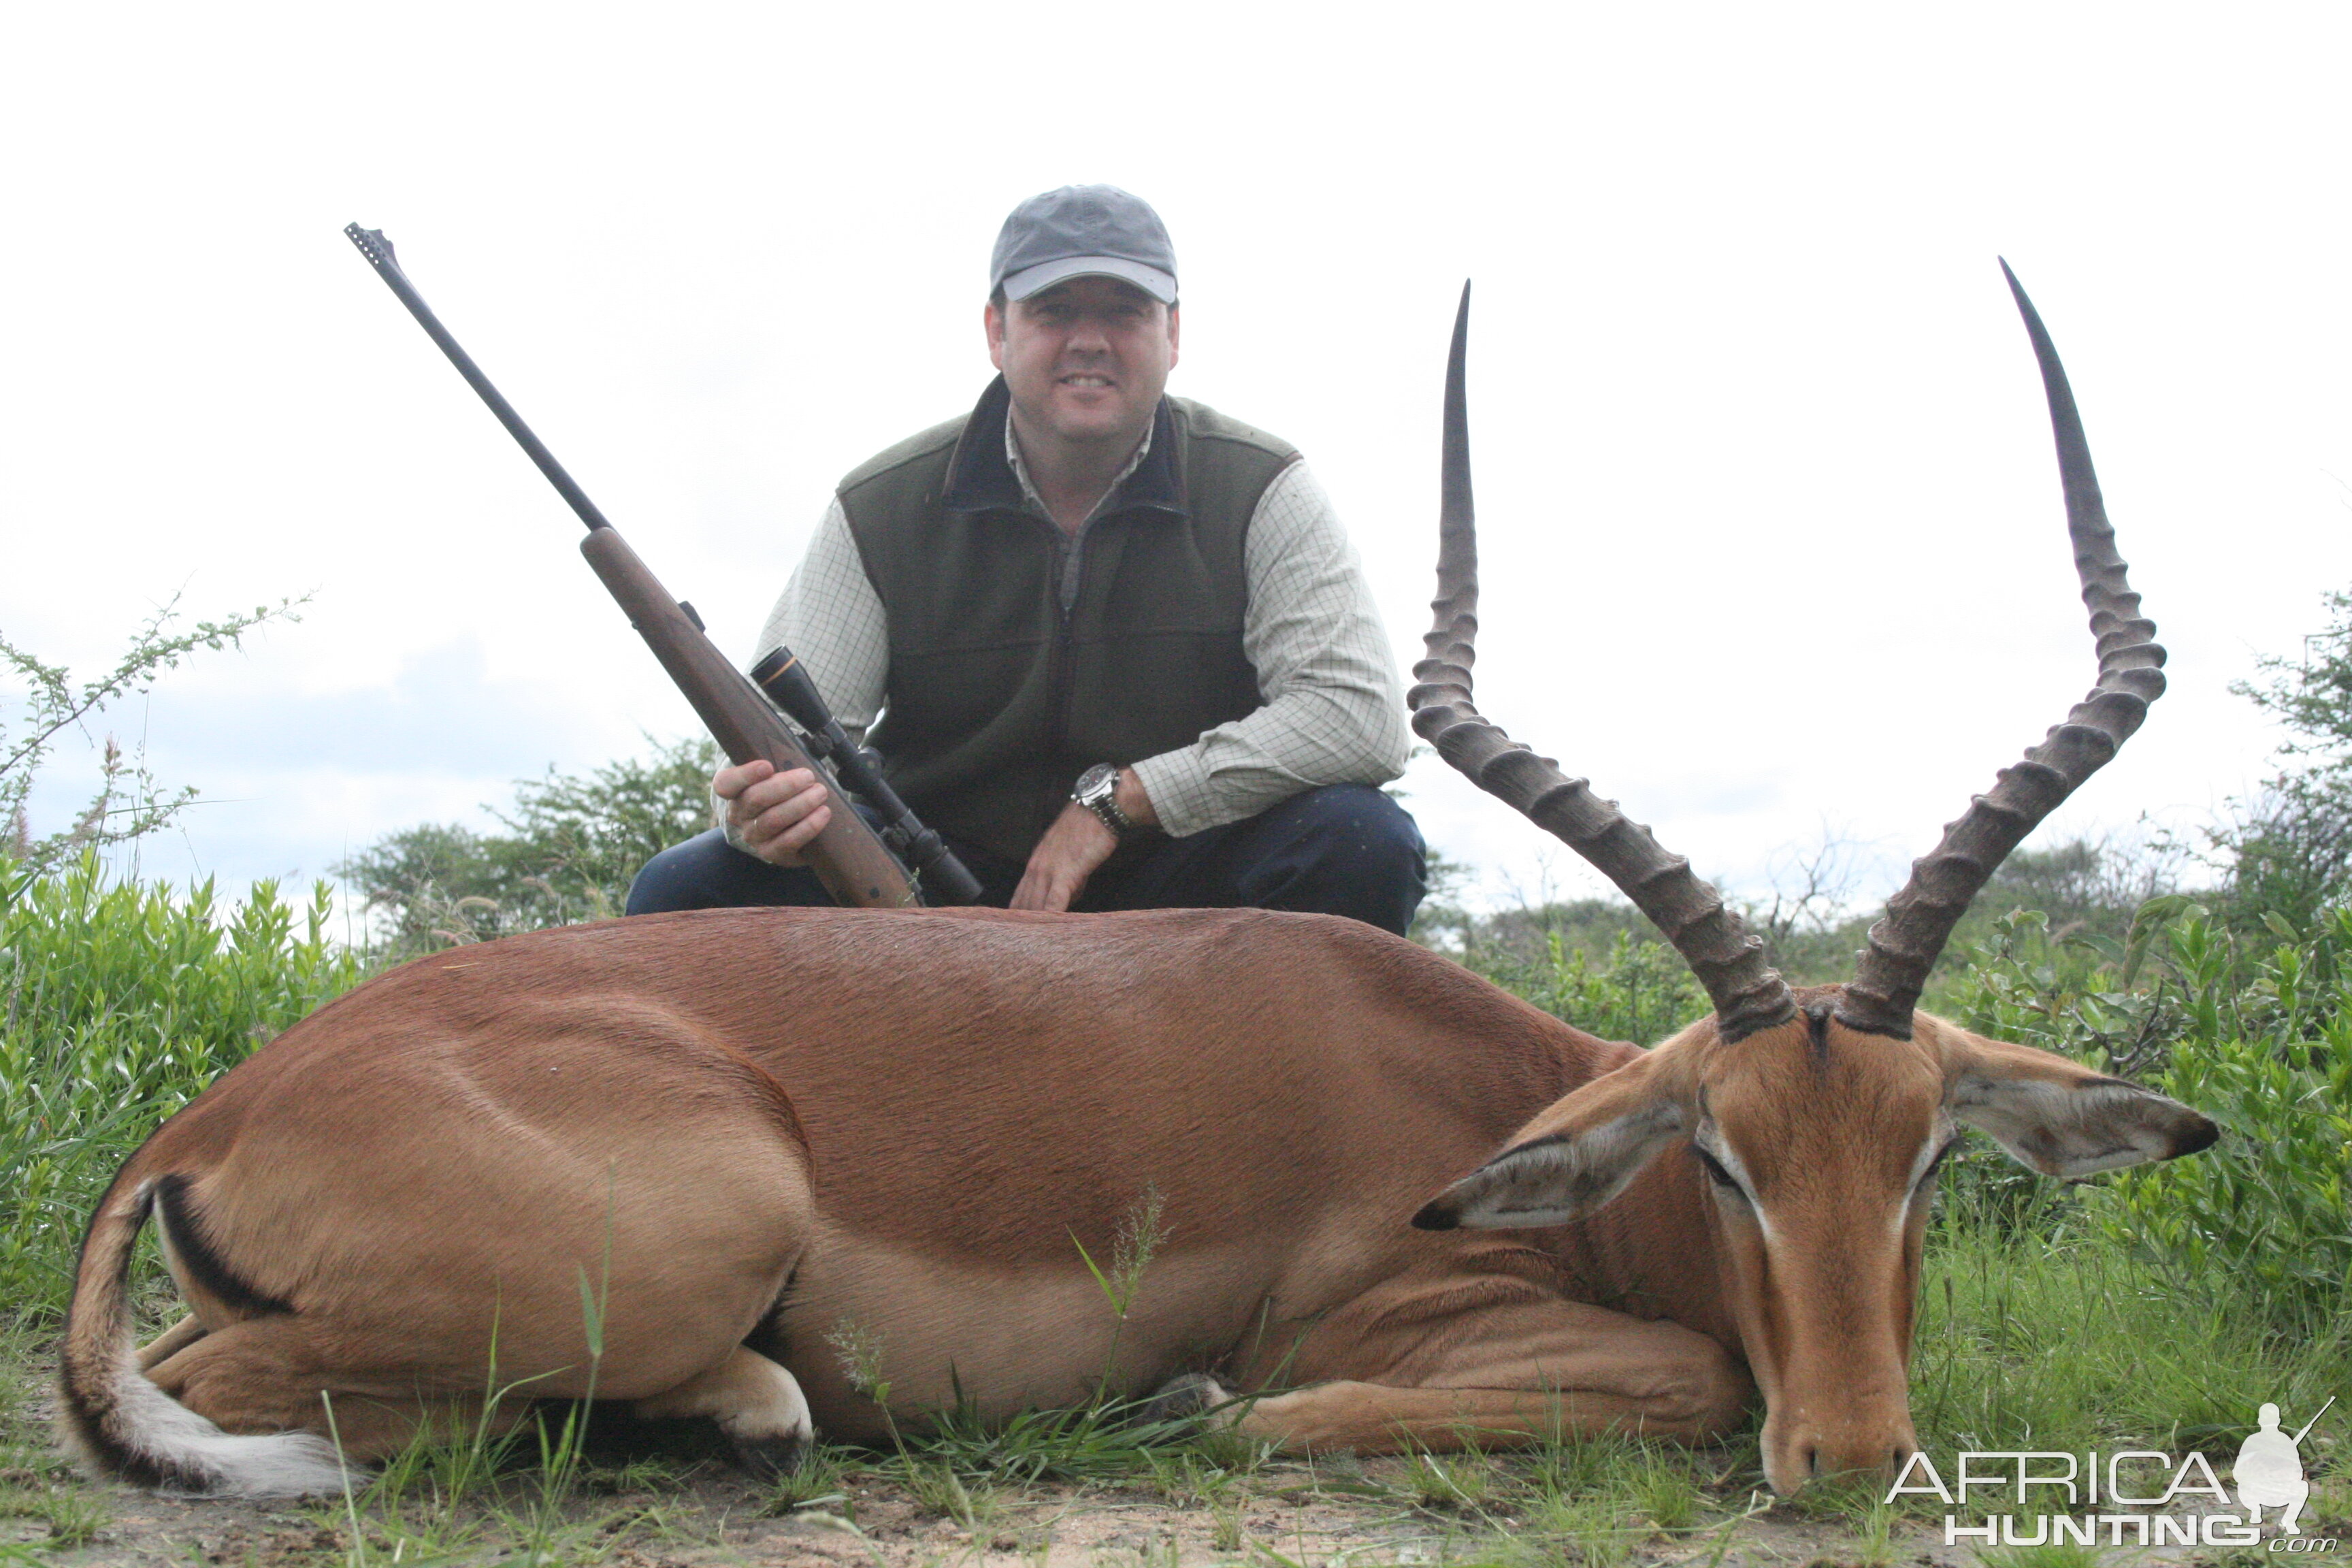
left=62, top=265, right=2212, bottom=1500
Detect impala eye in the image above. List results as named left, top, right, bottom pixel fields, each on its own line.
left=1693, top=1145, right=1743, bottom=1194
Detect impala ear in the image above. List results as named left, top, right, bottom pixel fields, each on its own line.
left=1942, top=1028, right=2219, bottom=1179
left=1413, top=1054, right=1685, bottom=1230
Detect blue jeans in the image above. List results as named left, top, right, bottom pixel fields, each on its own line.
left=624, top=783, right=1427, bottom=936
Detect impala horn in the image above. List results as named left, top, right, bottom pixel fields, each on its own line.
left=1407, top=283, right=1798, bottom=1043
left=1837, top=263, right=2167, bottom=1039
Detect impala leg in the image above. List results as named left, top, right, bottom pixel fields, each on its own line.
left=1236, top=1378, right=1733, bottom=1454
left=1235, top=1289, right=1750, bottom=1454
left=144, top=1322, right=529, bottom=1463
left=633, top=1345, right=813, bottom=1477
left=137, top=1313, right=208, bottom=1371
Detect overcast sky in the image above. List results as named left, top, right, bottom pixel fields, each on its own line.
left=4, top=3, right=2347, bottom=922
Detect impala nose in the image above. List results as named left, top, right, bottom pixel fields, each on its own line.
left=1767, top=1418, right=1919, bottom=1494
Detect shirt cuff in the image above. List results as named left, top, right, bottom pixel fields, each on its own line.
left=1128, top=749, right=1222, bottom=840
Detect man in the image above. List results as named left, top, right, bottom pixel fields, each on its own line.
left=627, top=185, right=1424, bottom=933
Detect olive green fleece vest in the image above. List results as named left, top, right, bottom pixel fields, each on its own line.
left=840, top=380, right=1300, bottom=864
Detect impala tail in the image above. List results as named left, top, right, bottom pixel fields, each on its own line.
left=58, top=1175, right=346, bottom=1498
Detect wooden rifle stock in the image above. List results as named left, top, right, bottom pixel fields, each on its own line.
left=343, top=222, right=920, bottom=909
left=579, top=527, right=916, bottom=908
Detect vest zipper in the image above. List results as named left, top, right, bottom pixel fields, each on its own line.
left=1041, top=518, right=1085, bottom=841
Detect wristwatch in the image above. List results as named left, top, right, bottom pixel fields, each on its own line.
left=1073, top=763, right=1137, bottom=838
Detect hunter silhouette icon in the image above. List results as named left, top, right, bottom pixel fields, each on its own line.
left=2236, top=1396, right=2333, bottom=1533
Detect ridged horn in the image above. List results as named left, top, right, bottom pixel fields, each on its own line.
left=1407, top=282, right=1797, bottom=1043
left=1838, top=261, right=2168, bottom=1039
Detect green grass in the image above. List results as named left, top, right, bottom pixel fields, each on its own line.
left=1975, top=1544, right=2110, bottom=1568
left=1402, top=1450, right=1494, bottom=1512
left=0, top=1480, right=106, bottom=1550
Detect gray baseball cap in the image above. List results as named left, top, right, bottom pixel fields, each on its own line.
left=990, top=185, right=1178, bottom=305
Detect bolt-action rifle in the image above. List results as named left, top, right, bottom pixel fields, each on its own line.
left=343, top=224, right=981, bottom=908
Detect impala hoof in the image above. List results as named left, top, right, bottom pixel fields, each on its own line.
left=728, top=1428, right=813, bottom=1481
left=1137, top=1373, right=1231, bottom=1427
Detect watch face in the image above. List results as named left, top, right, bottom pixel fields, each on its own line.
left=1077, top=764, right=1116, bottom=802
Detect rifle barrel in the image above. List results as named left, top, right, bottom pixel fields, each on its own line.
left=342, top=221, right=932, bottom=909
left=343, top=225, right=613, bottom=534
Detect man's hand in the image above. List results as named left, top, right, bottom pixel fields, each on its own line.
left=1011, top=802, right=1117, bottom=912
left=714, top=759, right=833, bottom=867
left=1011, top=768, right=1160, bottom=912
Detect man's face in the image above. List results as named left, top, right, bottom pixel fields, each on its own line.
left=985, top=276, right=1179, bottom=448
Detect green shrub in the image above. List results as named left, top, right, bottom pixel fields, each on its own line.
left=2091, top=911, right=2352, bottom=1329
left=0, top=854, right=365, bottom=1323
left=1943, top=902, right=2352, bottom=1328
left=1461, top=927, right=1708, bottom=1045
